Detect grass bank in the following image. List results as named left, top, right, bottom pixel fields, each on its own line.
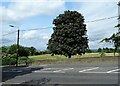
left=29, top=53, right=119, bottom=60
left=29, top=53, right=119, bottom=65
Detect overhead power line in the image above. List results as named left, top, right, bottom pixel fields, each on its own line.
left=20, top=27, right=53, bottom=31
left=21, top=16, right=118, bottom=31
left=85, top=16, right=118, bottom=23
left=1, top=16, right=118, bottom=36
left=2, top=41, right=13, bottom=44
left=1, top=31, right=17, bottom=36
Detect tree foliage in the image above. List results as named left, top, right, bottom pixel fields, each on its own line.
left=47, top=10, right=88, bottom=58
left=8, top=44, right=29, bottom=57
left=1, top=44, right=37, bottom=66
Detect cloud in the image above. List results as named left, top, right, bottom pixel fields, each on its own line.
left=1, top=0, right=65, bottom=23
left=21, top=30, right=51, bottom=50
left=89, top=40, right=114, bottom=49
left=22, top=30, right=38, bottom=39
left=22, top=30, right=50, bottom=41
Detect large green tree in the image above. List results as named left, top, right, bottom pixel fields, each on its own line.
left=47, top=10, right=88, bottom=58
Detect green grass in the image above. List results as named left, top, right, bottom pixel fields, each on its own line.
left=29, top=53, right=119, bottom=60
left=28, top=53, right=119, bottom=65
left=29, top=54, right=66, bottom=60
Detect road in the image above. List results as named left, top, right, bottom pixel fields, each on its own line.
left=2, top=62, right=120, bottom=86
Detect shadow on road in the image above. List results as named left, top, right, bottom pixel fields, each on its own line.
left=1, top=84, right=119, bottom=86
left=2, top=65, right=43, bottom=82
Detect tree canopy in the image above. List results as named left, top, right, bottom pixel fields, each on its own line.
left=47, top=10, right=88, bottom=58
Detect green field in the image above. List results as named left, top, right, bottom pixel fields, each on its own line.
left=29, top=53, right=119, bottom=60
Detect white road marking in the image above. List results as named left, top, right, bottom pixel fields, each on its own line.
left=33, top=68, right=74, bottom=73
left=34, top=70, right=53, bottom=73
left=53, top=70, right=62, bottom=72
left=33, top=67, right=120, bottom=74
left=107, top=69, right=120, bottom=73
left=0, top=82, right=4, bottom=86
left=79, top=67, right=99, bottom=73
left=53, top=68, right=74, bottom=72
left=63, top=68, right=74, bottom=70
left=81, top=72, right=107, bottom=73
left=2, top=82, right=21, bottom=84
left=33, top=70, right=65, bottom=73
left=80, top=72, right=119, bottom=74
left=42, top=68, right=52, bottom=70
left=111, top=72, right=120, bottom=73
left=3, top=70, right=22, bottom=72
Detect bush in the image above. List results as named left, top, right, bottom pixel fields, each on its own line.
left=19, top=57, right=35, bottom=65
left=100, top=50, right=106, bottom=57
left=2, top=54, right=17, bottom=65
left=2, top=57, right=16, bottom=65
left=28, top=58, right=35, bottom=64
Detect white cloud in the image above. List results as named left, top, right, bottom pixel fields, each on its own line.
left=21, top=30, right=51, bottom=50
left=22, top=30, right=50, bottom=40
left=89, top=40, right=114, bottom=49
left=22, top=30, right=37, bottom=39
left=1, top=0, right=65, bottom=23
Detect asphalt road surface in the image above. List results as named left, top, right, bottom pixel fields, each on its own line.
left=2, top=62, right=120, bottom=86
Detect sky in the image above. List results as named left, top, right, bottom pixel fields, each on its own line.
left=0, top=0, right=119, bottom=50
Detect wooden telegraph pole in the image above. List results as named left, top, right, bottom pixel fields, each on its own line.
left=16, top=29, right=19, bottom=66
left=9, top=25, right=20, bottom=66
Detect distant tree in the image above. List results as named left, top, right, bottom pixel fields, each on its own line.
left=0, top=46, right=8, bottom=53
left=48, top=10, right=88, bottom=58
left=86, top=49, right=92, bottom=53
left=26, top=47, right=36, bottom=56
left=8, top=44, right=17, bottom=54
left=8, top=44, right=29, bottom=57
left=97, top=48, right=102, bottom=52
left=31, top=47, right=36, bottom=55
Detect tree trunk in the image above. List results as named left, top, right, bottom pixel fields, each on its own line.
left=51, top=53, right=54, bottom=56
left=114, top=47, right=117, bottom=56
left=68, top=54, right=71, bottom=58
left=25, top=56, right=29, bottom=66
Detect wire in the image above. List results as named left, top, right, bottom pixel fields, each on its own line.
left=85, top=16, right=118, bottom=23
left=1, top=40, right=15, bottom=44
left=1, top=31, right=17, bottom=36
left=20, top=16, right=118, bottom=31
left=20, top=27, right=53, bottom=31
left=1, top=16, right=118, bottom=36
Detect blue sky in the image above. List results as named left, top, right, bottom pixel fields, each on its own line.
left=0, top=0, right=119, bottom=50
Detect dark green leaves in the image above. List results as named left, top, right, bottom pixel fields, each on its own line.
left=48, top=10, right=88, bottom=58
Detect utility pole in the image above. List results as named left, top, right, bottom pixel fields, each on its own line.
left=9, top=25, right=20, bottom=66
left=118, top=1, right=120, bottom=33
left=16, top=29, right=19, bottom=66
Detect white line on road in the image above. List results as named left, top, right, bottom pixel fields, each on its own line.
left=63, top=68, right=74, bottom=70
left=80, top=72, right=119, bottom=74
left=33, top=68, right=74, bottom=73
left=53, top=70, right=62, bottom=72
left=42, top=68, right=52, bottom=70
left=53, top=68, right=74, bottom=72
left=107, top=69, right=120, bottom=73
left=3, top=70, right=22, bottom=72
left=33, top=70, right=65, bottom=73
left=79, top=67, right=99, bottom=73
left=81, top=72, right=107, bottom=73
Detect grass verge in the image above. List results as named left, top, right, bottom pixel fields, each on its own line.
left=29, top=53, right=119, bottom=65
